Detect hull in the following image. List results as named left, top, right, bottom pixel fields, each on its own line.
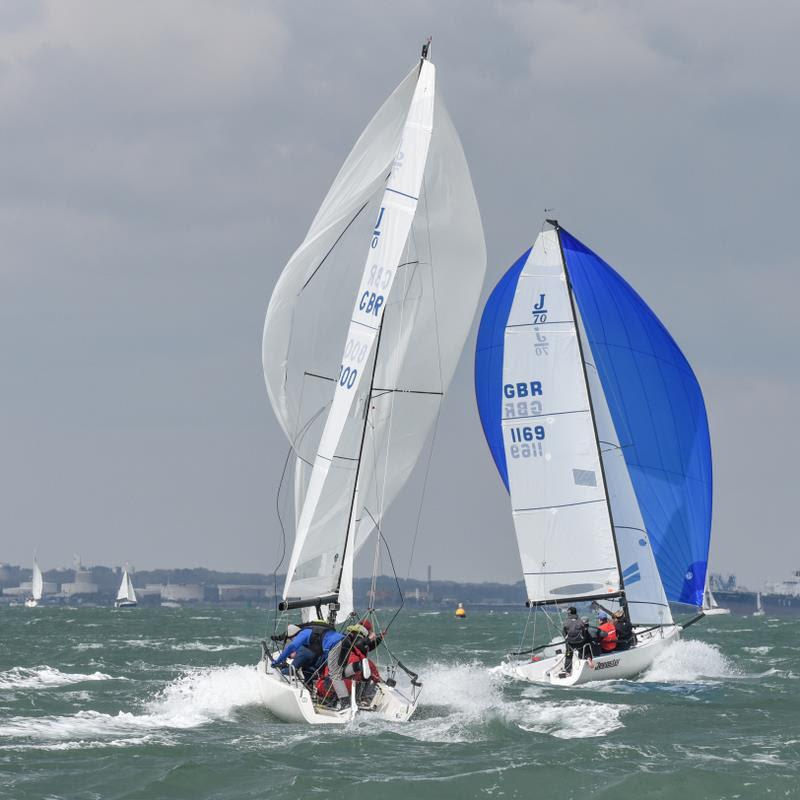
left=24, top=598, right=38, bottom=608
left=702, top=607, right=731, bottom=616
left=257, top=659, right=418, bottom=725
left=115, top=600, right=138, bottom=609
left=507, top=625, right=681, bottom=686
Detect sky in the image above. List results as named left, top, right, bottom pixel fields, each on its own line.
left=1, top=1, right=798, bottom=590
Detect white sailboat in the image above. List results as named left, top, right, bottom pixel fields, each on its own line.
left=475, top=222, right=713, bottom=686
left=114, top=568, right=138, bottom=609
left=702, top=575, right=730, bottom=616
left=258, top=42, right=486, bottom=724
left=24, top=557, right=43, bottom=608
left=753, top=591, right=765, bottom=617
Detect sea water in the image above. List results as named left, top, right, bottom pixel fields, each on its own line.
left=0, top=607, right=797, bottom=799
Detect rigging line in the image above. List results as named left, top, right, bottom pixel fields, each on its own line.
left=269, top=445, right=293, bottom=636
left=405, top=173, right=445, bottom=581
left=300, top=202, right=369, bottom=292
left=363, top=507, right=405, bottom=636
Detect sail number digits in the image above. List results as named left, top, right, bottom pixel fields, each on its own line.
left=508, top=425, right=545, bottom=460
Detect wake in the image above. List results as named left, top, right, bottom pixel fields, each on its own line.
left=396, top=660, right=626, bottom=741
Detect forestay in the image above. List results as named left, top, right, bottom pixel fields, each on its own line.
left=475, top=230, right=622, bottom=605
left=263, top=58, right=486, bottom=614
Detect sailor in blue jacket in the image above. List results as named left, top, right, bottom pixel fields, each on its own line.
left=272, top=623, right=345, bottom=685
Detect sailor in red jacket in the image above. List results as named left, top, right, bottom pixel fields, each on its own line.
left=595, top=611, right=618, bottom=652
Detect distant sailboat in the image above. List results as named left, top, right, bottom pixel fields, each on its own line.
left=475, top=221, right=713, bottom=686
left=24, top=558, right=43, bottom=608
left=753, top=591, right=765, bottom=617
left=702, top=575, right=730, bottom=616
left=257, top=42, right=486, bottom=723
left=115, top=569, right=138, bottom=609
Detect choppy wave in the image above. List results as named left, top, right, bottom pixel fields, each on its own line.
left=640, top=640, right=740, bottom=682
left=0, top=665, right=263, bottom=746
left=401, top=660, right=626, bottom=741
left=170, top=641, right=251, bottom=652
left=0, top=666, right=117, bottom=690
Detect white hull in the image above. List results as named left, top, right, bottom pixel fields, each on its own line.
left=506, top=625, right=681, bottom=686
left=24, top=598, right=38, bottom=608
left=702, top=607, right=730, bottom=616
left=257, top=659, right=418, bottom=725
left=115, top=600, right=138, bottom=609
left=753, top=611, right=765, bottom=617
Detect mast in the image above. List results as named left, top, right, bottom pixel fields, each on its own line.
left=549, top=219, right=628, bottom=619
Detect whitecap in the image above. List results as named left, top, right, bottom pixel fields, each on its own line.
left=0, top=666, right=118, bottom=690
left=517, top=699, right=626, bottom=739
left=0, top=664, right=263, bottom=743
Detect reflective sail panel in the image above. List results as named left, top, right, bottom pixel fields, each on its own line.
left=561, top=229, right=712, bottom=607
left=475, top=231, right=621, bottom=605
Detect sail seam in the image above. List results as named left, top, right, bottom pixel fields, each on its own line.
left=514, top=498, right=605, bottom=513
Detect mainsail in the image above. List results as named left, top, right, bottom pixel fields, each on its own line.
left=117, top=569, right=137, bottom=604
left=475, top=230, right=622, bottom=607
left=263, top=54, right=486, bottom=618
left=31, top=558, right=43, bottom=601
left=476, top=223, right=709, bottom=624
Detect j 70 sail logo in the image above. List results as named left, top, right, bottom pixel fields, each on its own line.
left=532, top=293, right=547, bottom=324
left=371, top=207, right=386, bottom=249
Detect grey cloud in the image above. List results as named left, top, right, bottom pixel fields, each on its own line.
left=0, top=1, right=796, bottom=589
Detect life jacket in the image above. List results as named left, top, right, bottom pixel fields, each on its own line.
left=315, top=645, right=380, bottom=700
left=298, top=621, right=335, bottom=657
left=598, top=621, right=618, bottom=651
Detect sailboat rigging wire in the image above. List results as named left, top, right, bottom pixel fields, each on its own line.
left=269, top=445, right=293, bottom=636
left=363, top=507, right=405, bottom=635
left=300, top=202, right=370, bottom=292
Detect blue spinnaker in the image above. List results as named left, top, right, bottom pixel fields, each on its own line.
left=560, top=229, right=712, bottom=607
left=474, top=248, right=530, bottom=492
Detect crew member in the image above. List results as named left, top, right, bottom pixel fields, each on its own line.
left=613, top=610, right=636, bottom=650
left=594, top=611, right=618, bottom=653
left=562, top=606, right=591, bottom=674
left=272, top=622, right=343, bottom=686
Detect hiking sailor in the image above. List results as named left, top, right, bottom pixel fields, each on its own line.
left=272, top=622, right=344, bottom=687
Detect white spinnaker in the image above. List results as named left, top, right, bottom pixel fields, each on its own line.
left=31, top=558, right=43, bottom=601
left=581, top=339, right=673, bottom=626
left=502, top=231, right=621, bottom=604
left=263, top=67, right=418, bottom=451
left=263, top=59, right=485, bottom=608
left=282, top=61, right=435, bottom=602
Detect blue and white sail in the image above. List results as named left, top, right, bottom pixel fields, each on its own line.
left=476, top=223, right=711, bottom=623
left=561, top=230, right=712, bottom=608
